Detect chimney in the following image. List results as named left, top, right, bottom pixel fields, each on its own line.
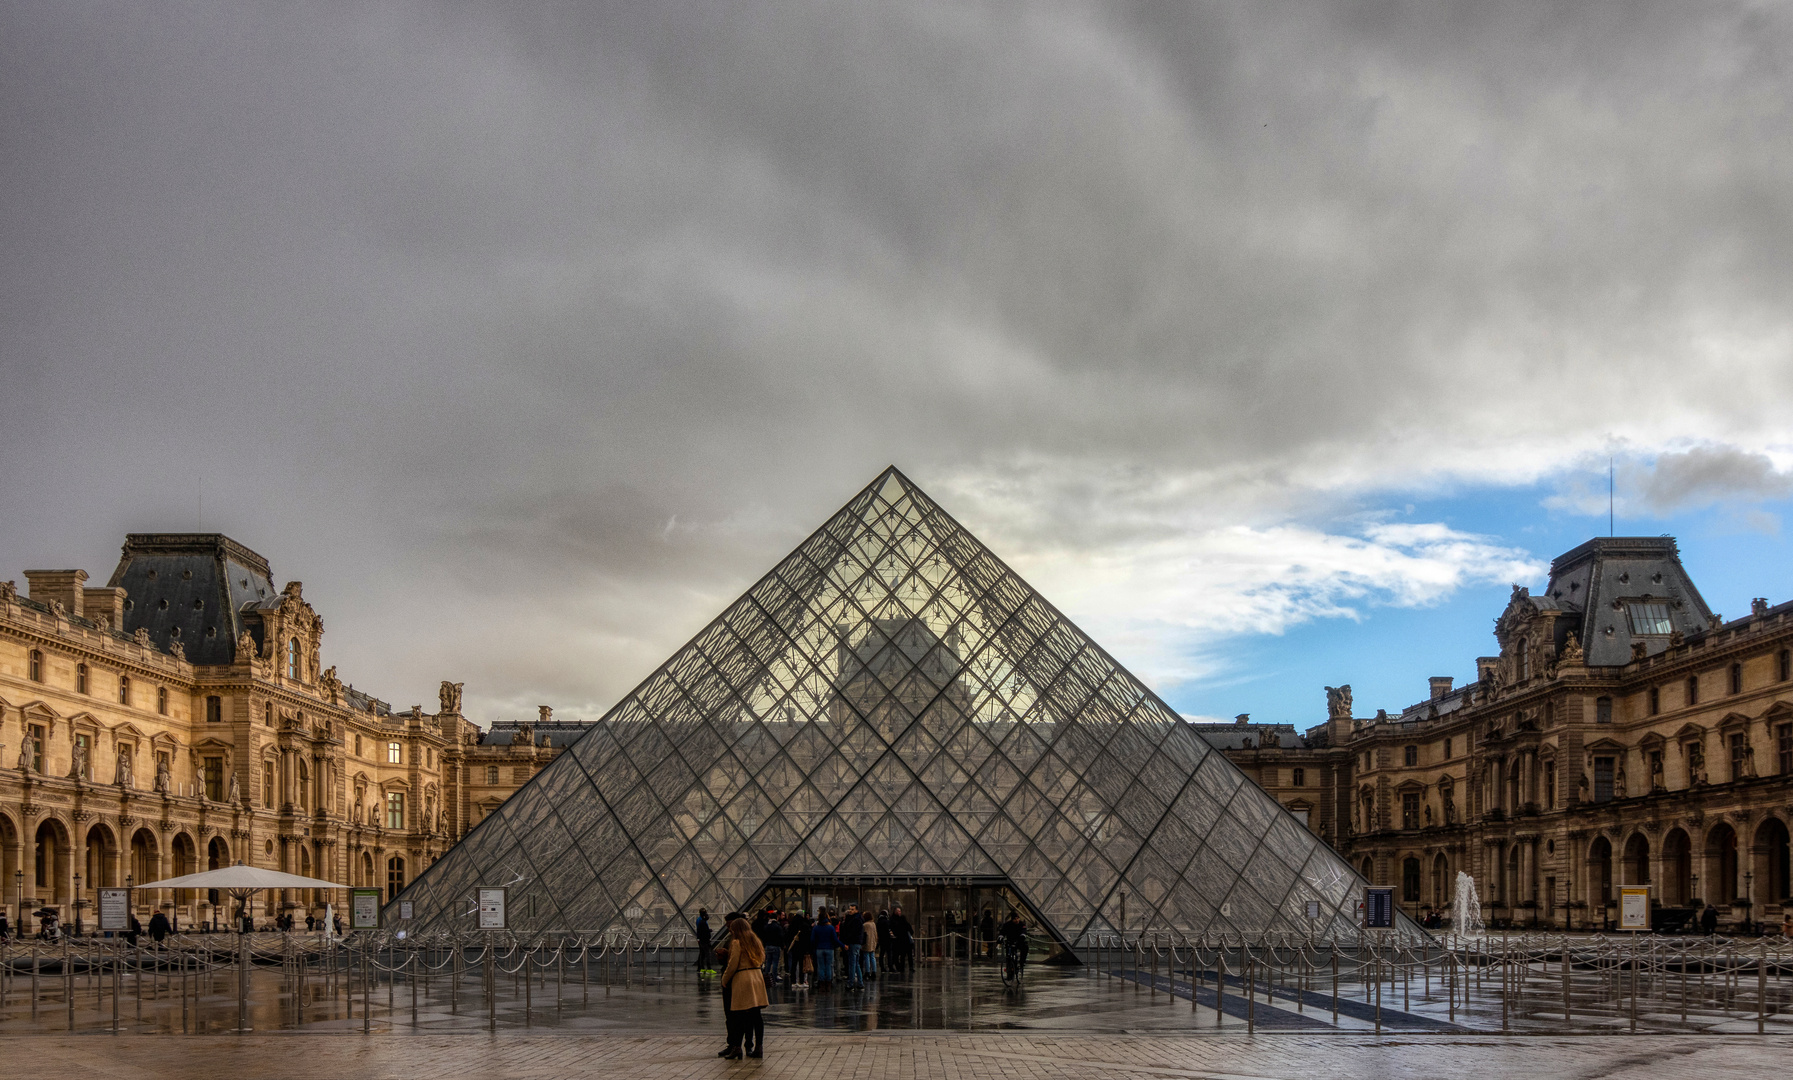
left=538, top=705, right=553, bottom=724
left=1429, top=676, right=1453, bottom=701
left=24, top=569, right=88, bottom=616
left=1234, top=713, right=1250, bottom=725
left=83, top=587, right=127, bottom=632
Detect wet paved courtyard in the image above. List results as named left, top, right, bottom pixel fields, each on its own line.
left=7, top=944, right=1793, bottom=1037
left=0, top=1031, right=1788, bottom=1080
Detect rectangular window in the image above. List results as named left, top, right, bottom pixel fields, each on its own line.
left=387, top=791, right=405, bottom=830
left=205, top=695, right=222, bottom=723
left=1649, top=687, right=1661, bottom=715
left=1401, top=792, right=1420, bottom=830
left=1781, top=650, right=1791, bottom=683
left=263, top=761, right=275, bottom=808
left=512, top=765, right=531, bottom=782
left=1595, top=696, right=1612, bottom=724
left=203, top=755, right=224, bottom=801
left=1780, top=724, right=1793, bottom=776
left=1730, top=663, right=1743, bottom=695
left=1291, top=767, right=1305, bottom=787
left=1444, top=737, right=1452, bottom=758
left=1545, top=876, right=1556, bottom=919
left=354, top=734, right=363, bottom=756
left=1545, top=768, right=1556, bottom=808
left=486, top=765, right=500, bottom=784
left=388, top=742, right=402, bottom=764
left=1403, top=745, right=1418, bottom=766
left=119, top=675, right=131, bottom=705
left=1594, top=756, right=1615, bottom=803
left=27, top=725, right=45, bottom=772
left=156, top=686, right=167, bottom=715
left=426, top=747, right=433, bottom=768
left=1628, top=602, right=1674, bottom=636
left=1687, top=676, right=1699, bottom=706
left=1289, top=807, right=1310, bottom=827
left=1731, top=732, right=1749, bottom=780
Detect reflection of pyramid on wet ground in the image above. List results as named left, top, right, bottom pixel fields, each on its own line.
left=396, top=467, right=1399, bottom=946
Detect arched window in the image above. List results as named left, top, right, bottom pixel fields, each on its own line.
left=29, top=649, right=43, bottom=682
left=287, top=638, right=301, bottom=680
left=118, top=674, right=131, bottom=706
left=76, top=663, right=88, bottom=694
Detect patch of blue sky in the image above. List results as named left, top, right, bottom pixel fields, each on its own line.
left=1161, top=479, right=1793, bottom=732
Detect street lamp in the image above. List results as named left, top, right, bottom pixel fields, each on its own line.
left=12, top=868, right=21, bottom=937
left=73, top=872, right=83, bottom=937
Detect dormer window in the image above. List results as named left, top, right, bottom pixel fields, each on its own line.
left=287, top=637, right=301, bottom=680
left=1627, top=603, right=1674, bottom=636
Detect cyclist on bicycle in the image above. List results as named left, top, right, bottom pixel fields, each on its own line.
left=999, top=913, right=1029, bottom=982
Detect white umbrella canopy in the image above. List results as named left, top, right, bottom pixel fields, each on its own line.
left=136, top=865, right=346, bottom=893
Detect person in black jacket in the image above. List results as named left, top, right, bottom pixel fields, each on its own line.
left=841, top=905, right=865, bottom=987
left=148, top=910, right=171, bottom=944
left=694, top=908, right=714, bottom=973
left=1700, top=903, right=1720, bottom=935
left=887, top=906, right=913, bottom=975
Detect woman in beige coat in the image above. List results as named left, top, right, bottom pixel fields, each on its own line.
left=721, top=916, right=769, bottom=1058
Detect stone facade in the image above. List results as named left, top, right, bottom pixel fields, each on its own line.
left=0, top=533, right=583, bottom=930
left=1222, top=536, right=1793, bottom=931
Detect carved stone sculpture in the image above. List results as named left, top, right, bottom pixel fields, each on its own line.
left=68, top=740, right=88, bottom=781
left=228, top=770, right=241, bottom=803
left=1614, top=763, right=1627, bottom=799
left=1560, top=632, right=1584, bottom=665
left=439, top=681, right=464, bottom=715
left=1325, top=685, right=1353, bottom=719
left=116, top=747, right=133, bottom=787
left=1651, top=754, right=1666, bottom=792
left=154, top=756, right=172, bottom=794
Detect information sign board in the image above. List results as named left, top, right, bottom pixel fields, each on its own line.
left=351, top=888, right=382, bottom=930
left=1364, top=886, right=1395, bottom=929
left=1619, top=886, right=1650, bottom=931
left=98, top=888, right=131, bottom=932
left=399, top=901, right=414, bottom=921
left=478, top=887, right=508, bottom=930
left=1304, top=900, right=1322, bottom=920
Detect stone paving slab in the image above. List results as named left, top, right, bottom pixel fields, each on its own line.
left=0, top=1033, right=1788, bottom=1080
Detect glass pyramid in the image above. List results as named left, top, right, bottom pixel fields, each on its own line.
left=395, top=468, right=1399, bottom=946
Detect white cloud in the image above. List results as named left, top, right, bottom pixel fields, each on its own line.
left=952, top=471, right=1544, bottom=689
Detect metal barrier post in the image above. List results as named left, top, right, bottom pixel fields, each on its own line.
left=1331, top=950, right=1338, bottom=1027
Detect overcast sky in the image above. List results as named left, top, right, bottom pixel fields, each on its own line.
left=4, top=3, right=1791, bottom=726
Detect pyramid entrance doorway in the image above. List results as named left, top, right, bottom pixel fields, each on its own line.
left=750, top=875, right=1060, bottom=959
left=393, top=467, right=1415, bottom=946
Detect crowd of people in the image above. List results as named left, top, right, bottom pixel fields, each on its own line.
left=696, top=901, right=1019, bottom=1060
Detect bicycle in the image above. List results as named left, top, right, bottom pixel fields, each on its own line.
left=1001, top=936, right=1027, bottom=986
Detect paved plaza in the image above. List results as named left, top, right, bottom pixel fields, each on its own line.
left=0, top=1031, right=1787, bottom=1080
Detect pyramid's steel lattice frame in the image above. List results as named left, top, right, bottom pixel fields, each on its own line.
left=392, top=468, right=1418, bottom=948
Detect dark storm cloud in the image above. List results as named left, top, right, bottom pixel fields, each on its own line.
left=2, top=2, right=1789, bottom=716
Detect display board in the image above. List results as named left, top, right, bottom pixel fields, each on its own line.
left=351, top=888, right=382, bottom=930
left=478, top=887, right=508, bottom=930
left=98, top=888, right=131, bottom=932
left=1619, top=886, right=1650, bottom=931
left=1364, top=887, right=1395, bottom=929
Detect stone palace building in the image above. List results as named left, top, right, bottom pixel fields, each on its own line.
left=0, top=533, right=586, bottom=931
left=1216, top=536, right=1793, bottom=931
